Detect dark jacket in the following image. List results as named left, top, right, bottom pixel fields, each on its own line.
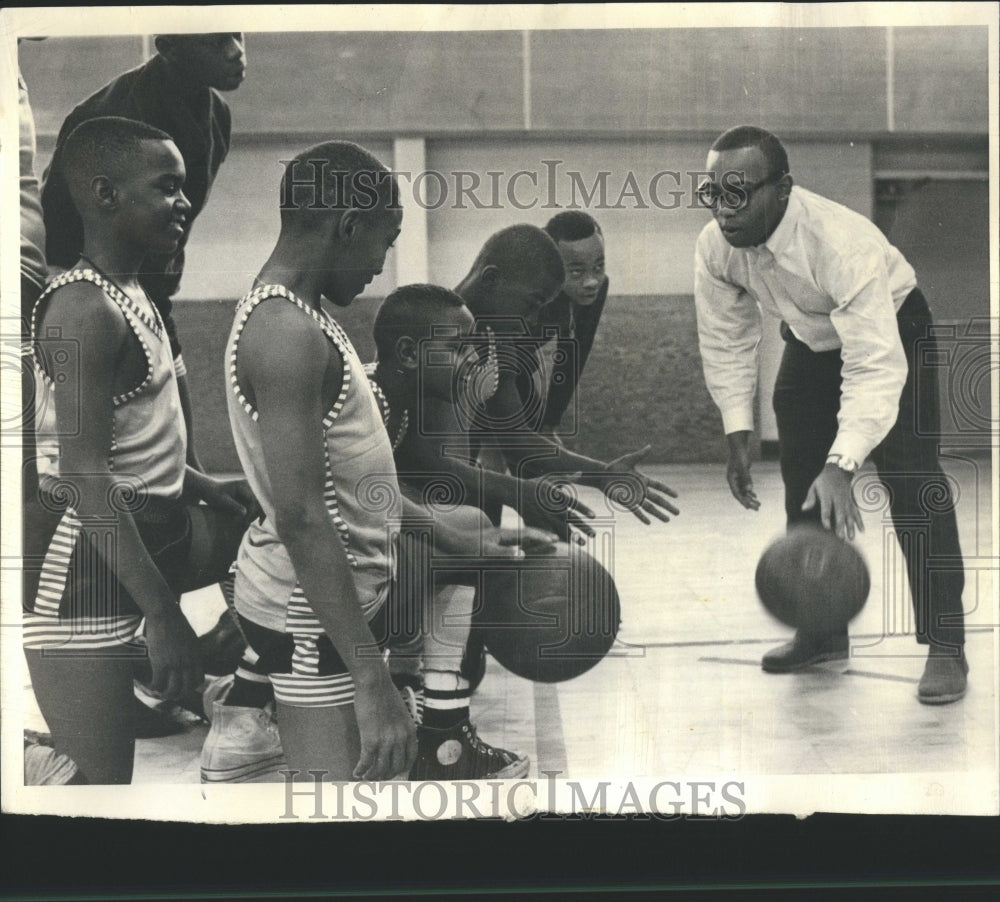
left=517, top=276, right=609, bottom=431
left=41, top=54, right=232, bottom=357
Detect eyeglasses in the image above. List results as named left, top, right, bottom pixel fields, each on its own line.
left=696, top=171, right=787, bottom=212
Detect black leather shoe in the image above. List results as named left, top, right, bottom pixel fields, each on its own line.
left=762, top=631, right=849, bottom=673
left=918, top=648, right=968, bottom=705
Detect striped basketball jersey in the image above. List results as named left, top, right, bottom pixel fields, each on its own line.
left=25, top=268, right=187, bottom=648
left=226, top=284, right=400, bottom=636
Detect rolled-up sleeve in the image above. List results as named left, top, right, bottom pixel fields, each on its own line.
left=820, top=246, right=907, bottom=463
left=694, top=233, right=762, bottom=434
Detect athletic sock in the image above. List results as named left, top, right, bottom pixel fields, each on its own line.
left=223, top=666, right=274, bottom=708
left=422, top=670, right=471, bottom=730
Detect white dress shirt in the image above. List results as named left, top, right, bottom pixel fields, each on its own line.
left=694, top=185, right=914, bottom=465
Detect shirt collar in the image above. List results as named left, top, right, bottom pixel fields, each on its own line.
left=762, top=185, right=801, bottom=257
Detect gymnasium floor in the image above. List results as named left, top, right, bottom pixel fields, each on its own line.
left=19, top=460, right=998, bottom=798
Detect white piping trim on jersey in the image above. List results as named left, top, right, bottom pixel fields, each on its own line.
left=229, top=284, right=359, bottom=569
left=363, top=362, right=388, bottom=425
left=31, top=269, right=165, bottom=408
left=363, top=361, right=410, bottom=451
left=229, top=284, right=353, bottom=424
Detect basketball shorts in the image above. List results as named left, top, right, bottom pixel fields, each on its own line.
left=23, top=492, right=193, bottom=651
left=237, top=603, right=389, bottom=709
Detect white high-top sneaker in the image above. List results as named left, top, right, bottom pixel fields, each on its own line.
left=200, top=701, right=286, bottom=783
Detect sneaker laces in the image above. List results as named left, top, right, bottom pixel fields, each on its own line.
left=461, top=722, right=516, bottom=766
left=255, top=704, right=280, bottom=737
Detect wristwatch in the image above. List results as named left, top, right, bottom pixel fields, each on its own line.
left=826, top=453, right=859, bottom=475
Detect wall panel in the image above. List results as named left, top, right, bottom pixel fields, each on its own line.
left=531, top=29, right=887, bottom=134
left=21, top=29, right=990, bottom=140
left=893, top=27, right=989, bottom=133
left=426, top=137, right=873, bottom=295
left=18, top=35, right=143, bottom=135
left=225, top=31, right=524, bottom=134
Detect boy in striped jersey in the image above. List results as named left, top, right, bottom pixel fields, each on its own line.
left=25, top=117, right=257, bottom=784
left=222, top=142, right=413, bottom=780
left=220, top=142, right=556, bottom=780
left=371, top=284, right=584, bottom=779
left=221, top=143, right=554, bottom=781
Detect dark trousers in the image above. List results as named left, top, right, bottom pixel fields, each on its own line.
left=772, top=288, right=965, bottom=648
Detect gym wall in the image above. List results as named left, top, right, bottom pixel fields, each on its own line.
left=19, top=27, right=991, bottom=471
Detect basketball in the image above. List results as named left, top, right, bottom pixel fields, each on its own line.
left=755, top=525, right=870, bottom=633
left=476, top=543, right=621, bottom=683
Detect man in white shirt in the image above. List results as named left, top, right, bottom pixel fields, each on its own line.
left=693, top=125, right=967, bottom=703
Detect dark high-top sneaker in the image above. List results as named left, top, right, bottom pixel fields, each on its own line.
left=409, top=719, right=529, bottom=780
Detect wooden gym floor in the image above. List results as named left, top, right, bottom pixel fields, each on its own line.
left=17, top=460, right=998, bottom=809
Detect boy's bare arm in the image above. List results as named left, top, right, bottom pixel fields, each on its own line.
left=485, top=376, right=680, bottom=525
left=47, top=283, right=202, bottom=698
left=243, top=308, right=415, bottom=780
left=404, top=396, right=595, bottom=540
left=183, top=464, right=261, bottom=524
left=484, top=377, right=605, bottom=474
left=396, top=489, right=557, bottom=560
left=175, top=373, right=204, bottom=471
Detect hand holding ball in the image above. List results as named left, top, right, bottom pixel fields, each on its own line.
left=477, top=543, right=621, bottom=683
